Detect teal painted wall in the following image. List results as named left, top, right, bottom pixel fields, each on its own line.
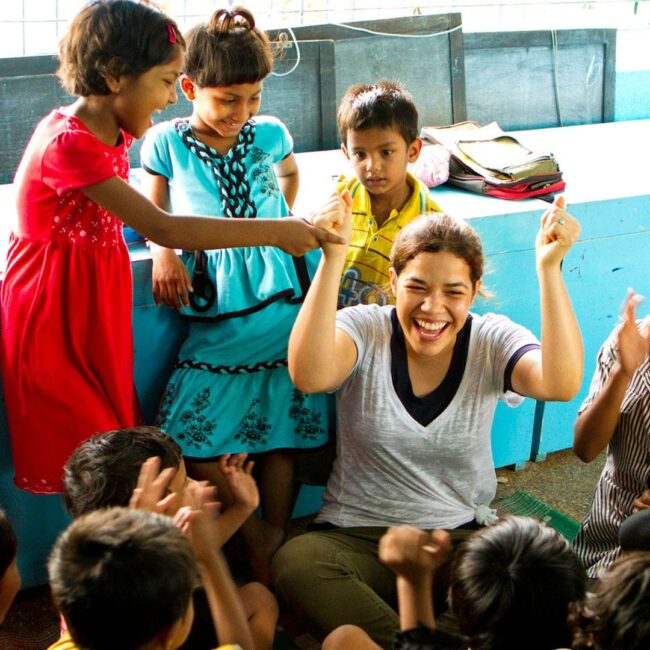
left=615, top=70, right=650, bottom=121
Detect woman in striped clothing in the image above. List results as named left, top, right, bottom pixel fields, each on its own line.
left=572, top=290, right=650, bottom=578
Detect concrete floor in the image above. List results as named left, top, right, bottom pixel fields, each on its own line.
left=496, top=447, right=605, bottom=523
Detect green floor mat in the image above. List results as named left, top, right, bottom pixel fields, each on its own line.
left=496, top=490, right=581, bottom=542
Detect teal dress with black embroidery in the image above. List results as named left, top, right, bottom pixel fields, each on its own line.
left=140, top=116, right=328, bottom=459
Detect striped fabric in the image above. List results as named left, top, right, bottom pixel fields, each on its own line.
left=571, top=318, right=650, bottom=578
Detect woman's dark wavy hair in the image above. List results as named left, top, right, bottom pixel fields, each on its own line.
left=451, top=516, right=586, bottom=650
left=57, top=0, right=185, bottom=96
left=390, top=213, right=484, bottom=289
left=184, top=6, right=272, bottom=87
left=570, top=551, right=650, bottom=650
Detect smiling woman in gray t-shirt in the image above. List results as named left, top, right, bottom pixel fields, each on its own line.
left=273, top=207, right=583, bottom=648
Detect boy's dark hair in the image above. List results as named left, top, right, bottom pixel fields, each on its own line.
left=570, top=551, right=650, bottom=650
left=451, top=516, right=586, bottom=650
left=49, top=508, right=196, bottom=650
left=63, top=426, right=182, bottom=518
left=57, top=0, right=186, bottom=96
left=184, top=6, right=272, bottom=87
left=0, top=509, right=17, bottom=576
left=337, top=81, right=419, bottom=146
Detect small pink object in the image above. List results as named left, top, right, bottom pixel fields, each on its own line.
left=166, top=23, right=177, bottom=44
left=411, top=144, right=450, bottom=188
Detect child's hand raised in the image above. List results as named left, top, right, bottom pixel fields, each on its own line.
left=379, top=526, right=451, bottom=582
left=173, top=480, right=220, bottom=565
left=217, top=453, right=260, bottom=513
left=617, top=289, right=649, bottom=379
left=129, top=456, right=178, bottom=514
left=535, top=195, right=581, bottom=270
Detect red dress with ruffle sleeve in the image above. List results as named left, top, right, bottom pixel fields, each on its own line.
left=1, top=110, right=140, bottom=493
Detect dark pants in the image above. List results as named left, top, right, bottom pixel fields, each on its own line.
left=271, top=525, right=476, bottom=650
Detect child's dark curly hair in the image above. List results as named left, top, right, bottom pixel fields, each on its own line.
left=451, top=516, right=586, bottom=650
left=569, top=551, right=650, bottom=650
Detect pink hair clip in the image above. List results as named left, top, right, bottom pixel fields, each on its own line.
left=166, top=23, right=177, bottom=44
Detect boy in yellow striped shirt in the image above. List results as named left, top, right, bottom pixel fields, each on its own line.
left=336, top=81, right=443, bottom=308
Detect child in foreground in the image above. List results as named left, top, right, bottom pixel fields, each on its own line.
left=322, top=517, right=586, bottom=650
left=335, top=81, right=443, bottom=308
left=48, top=501, right=252, bottom=650
left=572, top=290, right=650, bottom=577
left=0, top=0, right=345, bottom=495
left=63, top=426, right=277, bottom=650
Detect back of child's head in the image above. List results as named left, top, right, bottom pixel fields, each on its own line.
left=337, top=81, right=419, bottom=146
left=184, top=6, right=272, bottom=87
left=57, top=0, right=185, bottom=97
left=63, top=425, right=182, bottom=518
left=450, top=516, right=586, bottom=650
left=49, top=507, right=196, bottom=650
left=571, top=551, right=650, bottom=650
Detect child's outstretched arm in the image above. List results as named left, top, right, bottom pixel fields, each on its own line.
left=81, top=176, right=346, bottom=255
left=510, top=196, right=584, bottom=401
left=378, top=526, right=451, bottom=631
left=177, top=483, right=254, bottom=650
left=288, top=191, right=357, bottom=393
left=574, top=290, right=649, bottom=462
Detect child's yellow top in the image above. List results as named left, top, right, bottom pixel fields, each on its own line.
left=48, top=632, right=242, bottom=650
left=336, top=171, right=443, bottom=308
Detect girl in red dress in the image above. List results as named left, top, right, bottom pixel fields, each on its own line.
left=0, top=0, right=345, bottom=494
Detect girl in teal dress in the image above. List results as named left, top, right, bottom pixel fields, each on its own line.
left=140, top=6, right=329, bottom=579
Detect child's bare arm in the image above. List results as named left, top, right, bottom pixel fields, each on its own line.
left=379, top=526, right=451, bottom=631
left=210, top=454, right=259, bottom=547
left=81, top=175, right=345, bottom=254
left=178, top=483, right=255, bottom=650
left=574, top=291, right=649, bottom=462
left=144, top=171, right=193, bottom=308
